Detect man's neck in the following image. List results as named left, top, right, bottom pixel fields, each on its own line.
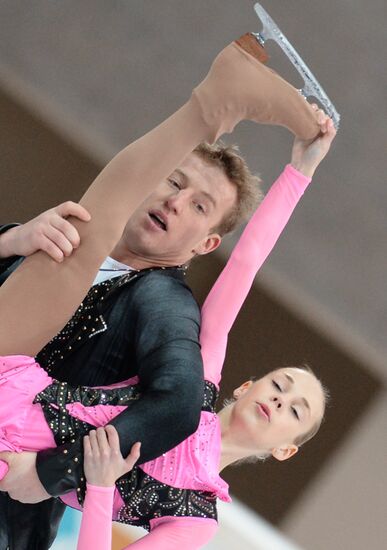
left=110, top=243, right=185, bottom=271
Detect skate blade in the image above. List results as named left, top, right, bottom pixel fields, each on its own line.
left=253, top=2, right=340, bottom=129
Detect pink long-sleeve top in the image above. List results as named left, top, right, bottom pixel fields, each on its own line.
left=76, top=165, right=311, bottom=549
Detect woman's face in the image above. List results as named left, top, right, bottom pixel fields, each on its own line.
left=231, top=367, right=325, bottom=460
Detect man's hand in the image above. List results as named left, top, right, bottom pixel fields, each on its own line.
left=291, top=105, right=337, bottom=178
left=0, top=201, right=91, bottom=261
left=0, top=451, right=51, bottom=503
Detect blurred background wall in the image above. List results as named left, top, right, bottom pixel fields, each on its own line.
left=0, top=1, right=386, bottom=548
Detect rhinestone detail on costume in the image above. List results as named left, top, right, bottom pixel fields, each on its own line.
left=37, top=266, right=186, bottom=374
left=116, top=468, right=217, bottom=530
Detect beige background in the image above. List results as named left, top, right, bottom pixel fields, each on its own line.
left=0, top=2, right=386, bottom=548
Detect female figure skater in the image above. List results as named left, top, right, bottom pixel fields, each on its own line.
left=0, top=34, right=328, bottom=547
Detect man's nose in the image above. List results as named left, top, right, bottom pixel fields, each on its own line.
left=165, top=191, right=186, bottom=214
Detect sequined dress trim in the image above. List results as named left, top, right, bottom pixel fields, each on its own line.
left=116, top=467, right=217, bottom=531
left=34, top=377, right=218, bottom=523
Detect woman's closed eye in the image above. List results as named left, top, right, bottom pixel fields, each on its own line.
left=291, top=406, right=300, bottom=420
left=272, top=380, right=282, bottom=392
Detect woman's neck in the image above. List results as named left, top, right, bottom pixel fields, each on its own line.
left=217, top=406, right=264, bottom=471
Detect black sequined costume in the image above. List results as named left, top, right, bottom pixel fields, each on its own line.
left=34, top=376, right=219, bottom=528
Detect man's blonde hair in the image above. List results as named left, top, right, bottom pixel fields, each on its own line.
left=193, top=141, right=263, bottom=236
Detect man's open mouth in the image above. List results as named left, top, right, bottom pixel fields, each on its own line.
left=149, top=212, right=167, bottom=231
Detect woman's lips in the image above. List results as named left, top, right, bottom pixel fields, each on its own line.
left=256, top=402, right=270, bottom=421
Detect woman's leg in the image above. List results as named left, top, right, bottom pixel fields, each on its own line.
left=0, top=100, right=210, bottom=356
left=0, top=35, right=318, bottom=357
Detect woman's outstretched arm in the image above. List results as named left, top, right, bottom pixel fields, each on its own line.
left=78, top=487, right=217, bottom=550
left=201, top=116, right=336, bottom=385
left=200, top=165, right=311, bottom=385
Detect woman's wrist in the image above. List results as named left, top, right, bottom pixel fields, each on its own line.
left=86, top=482, right=115, bottom=491
left=290, top=161, right=315, bottom=179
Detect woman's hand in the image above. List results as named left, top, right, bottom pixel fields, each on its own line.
left=291, top=105, right=337, bottom=178
left=83, top=425, right=141, bottom=487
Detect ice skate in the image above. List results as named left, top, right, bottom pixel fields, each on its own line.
left=253, top=2, right=340, bottom=128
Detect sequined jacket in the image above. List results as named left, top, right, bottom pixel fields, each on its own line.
left=0, top=225, right=205, bottom=497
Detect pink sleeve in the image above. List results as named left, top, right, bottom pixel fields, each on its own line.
left=200, top=164, right=311, bottom=385
left=76, top=483, right=114, bottom=550
left=123, top=517, right=218, bottom=549
left=76, top=487, right=217, bottom=549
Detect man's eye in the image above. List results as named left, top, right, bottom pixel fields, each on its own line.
left=272, top=380, right=282, bottom=392
left=291, top=407, right=300, bottom=420
left=168, top=179, right=180, bottom=189
left=195, top=203, right=205, bottom=213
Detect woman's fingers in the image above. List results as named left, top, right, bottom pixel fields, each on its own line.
left=104, top=424, right=120, bottom=452
left=124, top=442, right=141, bottom=472
left=83, top=434, right=92, bottom=456
left=84, top=427, right=141, bottom=485
left=95, top=427, right=111, bottom=457
left=88, top=429, right=100, bottom=456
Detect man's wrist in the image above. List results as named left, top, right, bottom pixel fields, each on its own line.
left=36, top=440, right=85, bottom=497
left=0, top=225, right=18, bottom=259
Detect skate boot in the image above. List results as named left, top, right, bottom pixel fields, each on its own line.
left=193, top=3, right=340, bottom=142
left=193, top=32, right=321, bottom=142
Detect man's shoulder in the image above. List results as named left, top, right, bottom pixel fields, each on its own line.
left=135, top=267, right=189, bottom=291
left=131, top=268, right=200, bottom=314
left=139, top=267, right=188, bottom=288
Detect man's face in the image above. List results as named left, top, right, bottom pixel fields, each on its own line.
left=118, top=153, right=237, bottom=266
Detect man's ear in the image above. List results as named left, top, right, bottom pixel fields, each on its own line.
left=233, top=380, right=254, bottom=399
left=193, top=233, right=221, bottom=256
left=271, top=445, right=298, bottom=462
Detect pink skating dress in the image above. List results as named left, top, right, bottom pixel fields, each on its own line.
left=0, top=165, right=311, bottom=549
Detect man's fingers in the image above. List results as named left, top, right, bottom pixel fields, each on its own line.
left=56, top=201, right=91, bottom=223
left=43, top=225, right=75, bottom=258
left=0, top=451, right=12, bottom=464
left=0, top=453, right=11, bottom=488
left=51, top=217, right=82, bottom=250
left=39, top=236, right=65, bottom=262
